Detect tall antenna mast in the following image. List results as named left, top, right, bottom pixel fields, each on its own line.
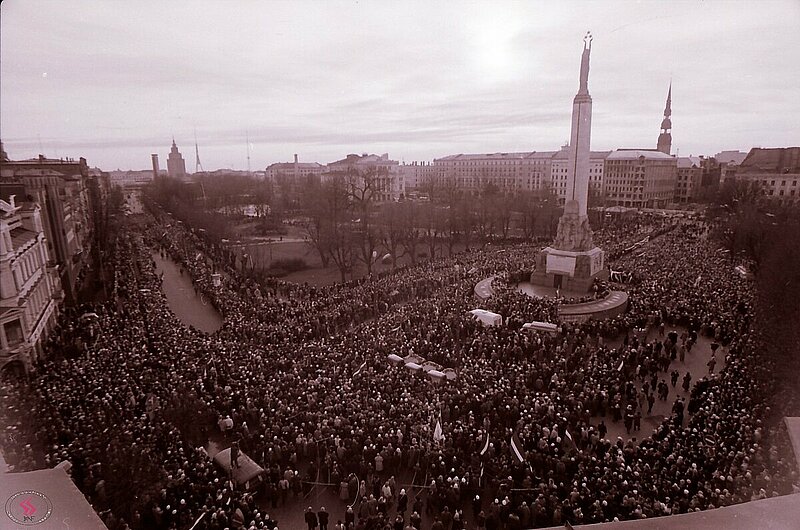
left=194, top=128, right=204, bottom=173
left=246, top=130, right=251, bottom=176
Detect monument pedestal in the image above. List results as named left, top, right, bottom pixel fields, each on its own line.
left=530, top=246, right=607, bottom=293
left=530, top=200, right=607, bottom=293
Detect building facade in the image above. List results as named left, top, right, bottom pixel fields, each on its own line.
left=729, top=147, right=800, bottom=204
left=550, top=146, right=610, bottom=205
left=0, top=156, right=99, bottom=304
left=167, top=140, right=187, bottom=179
left=396, top=161, right=435, bottom=194
left=0, top=196, right=60, bottom=377
left=604, top=150, right=677, bottom=208
left=674, top=156, right=703, bottom=203
left=266, top=155, right=326, bottom=183
left=325, top=153, right=402, bottom=202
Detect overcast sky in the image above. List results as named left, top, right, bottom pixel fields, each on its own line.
left=2, top=0, right=799, bottom=171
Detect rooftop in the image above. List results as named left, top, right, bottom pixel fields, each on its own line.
left=677, top=156, right=702, bottom=168
left=714, top=150, right=748, bottom=165
left=738, top=147, right=800, bottom=174
left=267, top=162, right=325, bottom=170
left=608, top=149, right=677, bottom=161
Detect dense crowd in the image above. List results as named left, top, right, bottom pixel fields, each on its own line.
left=0, top=203, right=797, bottom=530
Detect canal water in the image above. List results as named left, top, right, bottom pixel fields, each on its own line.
left=152, top=253, right=223, bottom=334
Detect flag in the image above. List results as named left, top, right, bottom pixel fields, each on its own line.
left=510, top=432, right=524, bottom=463
left=433, top=413, right=444, bottom=444
left=565, top=429, right=573, bottom=442
left=353, top=361, right=367, bottom=376
left=189, top=512, right=206, bottom=530
left=480, top=432, right=490, bottom=456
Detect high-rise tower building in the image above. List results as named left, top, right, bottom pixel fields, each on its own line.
left=657, top=84, right=672, bottom=155
left=167, top=139, right=187, bottom=179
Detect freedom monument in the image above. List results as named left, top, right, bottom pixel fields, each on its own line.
left=531, top=32, right=608, bottom=293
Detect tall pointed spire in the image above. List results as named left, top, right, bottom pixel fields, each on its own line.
left=657, top=83, right=672, bottom=155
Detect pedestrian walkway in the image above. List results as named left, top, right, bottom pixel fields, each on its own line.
left=597, top=325, right=727, bottom=444
left=152, top=252, right=223, bottom=333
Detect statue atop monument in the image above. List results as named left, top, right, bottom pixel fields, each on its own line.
left=579, top=32, right=592, bottom=95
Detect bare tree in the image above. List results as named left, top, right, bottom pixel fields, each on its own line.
left=348, top=168, right=383, bottom=276
left=379, top=202, right=408, bottom=270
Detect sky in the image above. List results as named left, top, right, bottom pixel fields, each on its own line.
left=1, top=0, right=799, bottom=171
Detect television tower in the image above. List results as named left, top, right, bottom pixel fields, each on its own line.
left=194, top=128, right=204, bottom=173
left=246, top=130, right=252, bottom=176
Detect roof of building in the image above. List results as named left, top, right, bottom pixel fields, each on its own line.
left=677, top=156, right=702, bottom=169
left=715, top=150, right=748, bottom=165
left=436, top=152, right=535, bottom=161
left=608, top=149, right=676, bottom=161
left=266, top=162, right=325, bottom=170
left=552, top=148, right=612, bottom=160
left=328, top=153, right=397, bottom=166
left=738, top=147, right=800, bottom=174
left=0, top=467, right=108, bottom=529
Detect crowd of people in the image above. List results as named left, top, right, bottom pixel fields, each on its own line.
left=0, top=200, right=797, bottom=530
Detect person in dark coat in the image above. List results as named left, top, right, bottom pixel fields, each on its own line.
left=397, top=488, right=408, bottom=514
left=318, top=506, right=329, bottom=530
left=305, top=506, right=319, bottom=530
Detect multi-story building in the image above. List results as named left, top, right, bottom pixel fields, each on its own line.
left=167, top=139, right=187, bottom=179
left=550, top=146, right=610, bottom=203
left=396, top=161, right=435, bottom=194
left=729, top=147, right=800, bottom=204
left=432, top=152, right=536, bottom=194
left=674, top=156, right=703, bottom=203
left=110, top=169, right=157, bottom=189
left=0, top=155, right=97, bottom=304
left=0, top=196, right=60, bottom=377
left=716, top=150, right=748, bottom=186
left=431, top=148, right=608, bottom=201
left=266, top=154, right=326, bottom=183
left=325, top=153, right=401, bottom=202
left=603, top=149, right=677, bottom=208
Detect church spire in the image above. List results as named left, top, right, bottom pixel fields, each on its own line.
left=657, top=82, right=672, bottom=155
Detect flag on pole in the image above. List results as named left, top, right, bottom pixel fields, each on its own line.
left=353, top=361, right=367, bottom=376
left=510, top=432, right=524, bottom=463
left=480, top=432, right=490, bottom=456
left=433, top=413, right=444, bottom=444
left=189, top=512, right=206, bottom=530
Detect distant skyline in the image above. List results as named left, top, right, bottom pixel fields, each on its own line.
left=2, top=0, right=799, bottom=170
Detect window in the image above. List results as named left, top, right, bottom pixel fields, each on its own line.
left=4, top=319, right=24, bottom=347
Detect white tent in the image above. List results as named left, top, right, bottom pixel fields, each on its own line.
left=469, top=309, right=503, bottom=327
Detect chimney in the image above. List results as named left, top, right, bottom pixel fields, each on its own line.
left=294, top=154, right=298, bottom=164
left=151, top=154, right=160, bottom=179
